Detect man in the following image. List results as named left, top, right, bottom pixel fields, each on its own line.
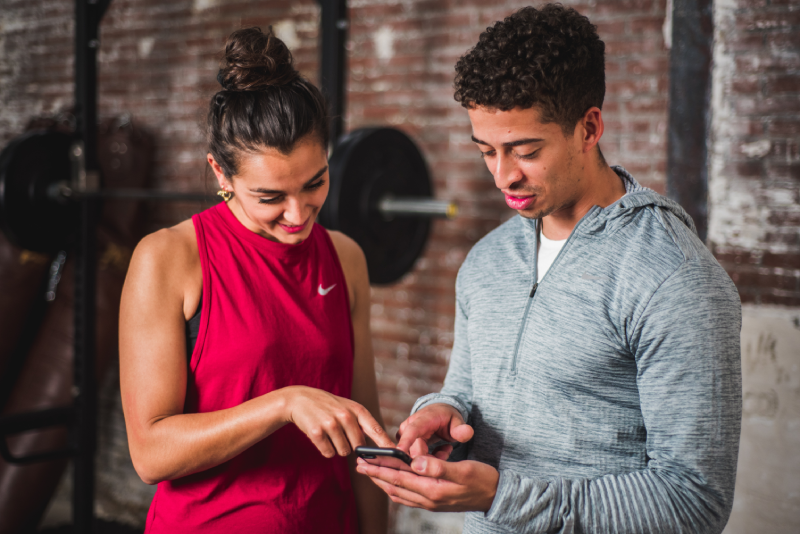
left=357, top=4, right=742, bottom=533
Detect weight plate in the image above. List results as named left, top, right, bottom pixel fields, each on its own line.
left=321, top=127, right=431, bottom=285
left=0, top=131, right=78, bottom=253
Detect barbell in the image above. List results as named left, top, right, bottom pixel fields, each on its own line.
left=0, top=126, right=457, bottom=285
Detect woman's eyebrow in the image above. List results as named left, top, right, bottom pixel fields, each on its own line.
left=248, top=165, right=329, bottom=194
left=470, top=135, right=544, bottom=147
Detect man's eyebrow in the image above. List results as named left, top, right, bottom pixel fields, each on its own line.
left=470, top=136, right=544, bottom=147
left=249, top=165, right=328, bottom=194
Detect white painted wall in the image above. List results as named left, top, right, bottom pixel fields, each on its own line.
left=723, top=306, right=800, bottom=533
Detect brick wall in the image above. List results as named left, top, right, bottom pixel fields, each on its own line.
left=2, top=0, right=741, bottom=530
left=709, top=0, right=800, bottom=306
left=346, top=0, right=671, bottom=437
left=2, top=0, right=672, bottom=437
left=708, top=1, right=800, bottom=532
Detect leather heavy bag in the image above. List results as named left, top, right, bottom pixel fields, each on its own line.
left=0, top=236, right=51, bottom=389
left=0, top=115, right=153, bottom=533
left=0, top=114, right=73, bottom=396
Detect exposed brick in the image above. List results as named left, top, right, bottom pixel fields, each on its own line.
left=731, top=76, right=761, bottom=95
left=595, top=20, right=626, bottom=36
left=767, top=163, right=800, bottom=181
left=765, top=74, right=800, bottom=94
left=737, top=160, right=764, bottom=177
left=726, top=31, right=766, bottom=52
left=605, top=38, right=660, bottom=56
left=768, top=30, right=800, bottom=50
left=736, top=9, right=800, bottom=32
left=762, top=252, right=800, bottom=269
left=16, top=0, right=789, bottom=529
left=769, top=119, right=800, bottom=136
left=627, top=57, right=670, bottom=75
left=629, top=15, right=666, bottom=34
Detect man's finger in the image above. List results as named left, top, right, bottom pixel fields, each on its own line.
left=357, top=458, right=455, bottom=496
left=449, top=421, right=474, bottom=443
left=396, top=419, right=436, bottom=452
left=397, top=418, right=409, bottom=439
left=410, top=437, right=428, bottom=458
left=433, top=444, right=453, bottom=460
left=410, top=455, right=450, bottom=481
left=368, top=475, right=436, bottom=509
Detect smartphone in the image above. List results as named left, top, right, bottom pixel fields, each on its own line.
left=355, top=446, right=412, bottom=466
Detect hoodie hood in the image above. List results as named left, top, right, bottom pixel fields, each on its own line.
left=581, top=165, right=698, bottom=236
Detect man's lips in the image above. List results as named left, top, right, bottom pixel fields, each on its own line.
left=504, top=193, right=536, bottom=210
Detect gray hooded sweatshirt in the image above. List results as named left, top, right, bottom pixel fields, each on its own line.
left=412, top=167, right=742, bottom=534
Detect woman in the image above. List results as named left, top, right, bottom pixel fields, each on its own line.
left=119, top=27, right=393, bottom=533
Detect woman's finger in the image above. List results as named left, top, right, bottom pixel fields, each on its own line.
left=304, top=421, right=337, bottom=458
left=322, top=416, right=353, bottom=456
left=353, top=405, right=395, bottom=448
left=337, top=408, right=367, bottom=451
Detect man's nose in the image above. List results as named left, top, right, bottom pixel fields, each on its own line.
left=492, top=153, right=523, bottom=190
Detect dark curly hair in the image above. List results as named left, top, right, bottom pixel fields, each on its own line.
left=454, top=4, right=605, bottom=135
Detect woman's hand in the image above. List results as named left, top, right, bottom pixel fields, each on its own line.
left=282, top=386, right=394, bottom=457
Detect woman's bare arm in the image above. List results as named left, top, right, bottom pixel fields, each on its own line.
left=120, top=223, right=392, bottom=485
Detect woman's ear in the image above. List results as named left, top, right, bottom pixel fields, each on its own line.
left=207, top=154, right=230, bottom=189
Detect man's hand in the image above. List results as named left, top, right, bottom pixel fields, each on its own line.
left=396, top=404, right=474, bottom=458
left=356, top=454, right=499, bottom=512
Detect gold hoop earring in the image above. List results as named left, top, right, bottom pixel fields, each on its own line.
left=217, top=189, right=233, bottom=202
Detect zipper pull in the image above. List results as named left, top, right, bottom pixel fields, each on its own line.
left=529, top=282, right=538, bottom=298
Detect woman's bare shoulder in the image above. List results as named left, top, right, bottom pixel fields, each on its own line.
left=135, top=219, right=196, bottom=262
left=128, top=219, right=199, bottom=291
left=325, top=229, right=366, bottom=276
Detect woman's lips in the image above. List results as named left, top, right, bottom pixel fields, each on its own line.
left=279, top=220, right=308, bottom=234
left=504, top=193, right=536, bottom=210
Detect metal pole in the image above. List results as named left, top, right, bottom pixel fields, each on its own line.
left=318, top=0, right=348, bottom=147
left=666, top=0, right=713, bottom=241
left=51, top=182, right=220, bottom=203
left=73, top=0, right=111, bottom=531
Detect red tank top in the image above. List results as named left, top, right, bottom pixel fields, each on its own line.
left=145, top=202, right=358, bottom=533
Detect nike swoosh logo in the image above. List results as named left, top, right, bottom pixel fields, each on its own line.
left=318, top=284, right=336, bottom=296
left=580, top=273, right=610, bottom=281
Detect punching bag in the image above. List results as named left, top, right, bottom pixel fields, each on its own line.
left=0, top=115, right=154, bottom=533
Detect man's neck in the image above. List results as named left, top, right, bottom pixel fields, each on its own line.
left=541, top=164, right=626, bottom=240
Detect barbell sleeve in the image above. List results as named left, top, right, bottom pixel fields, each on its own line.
left=378, top=197, right=458, bottom=219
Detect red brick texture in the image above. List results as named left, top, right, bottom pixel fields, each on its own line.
left=710, top=0, right=800, bottom=306
left=0, top=0, right=673, bottom=436
left=3, top=0, right=797, bottom=526
left=346, top=0, right=672, bottom=436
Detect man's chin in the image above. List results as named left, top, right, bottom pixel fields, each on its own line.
left=516, top=207, right=550, bottom=220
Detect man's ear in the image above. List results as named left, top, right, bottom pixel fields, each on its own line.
left=577, top=107, right=604, bottom=154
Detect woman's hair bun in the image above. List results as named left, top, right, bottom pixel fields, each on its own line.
left=217, top=27, right=299, bottom=91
